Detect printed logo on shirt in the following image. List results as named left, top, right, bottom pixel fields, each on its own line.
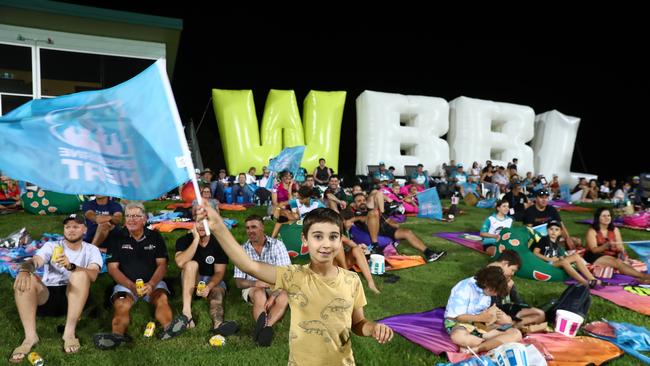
left=121, top=244, right=134, bottom=250
left=143, top=244, right=155, bottom=251
left=205, top=256, right=215, bottom=264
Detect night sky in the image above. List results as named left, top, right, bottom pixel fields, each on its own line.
left=56, top=4, right=650, bottom=182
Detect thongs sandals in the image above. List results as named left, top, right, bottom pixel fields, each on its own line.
left=63, top=337, right=81, bottom=354
left=159, top=314, right=189, bottom=340
left=9, top=341, right=37, bottom=364
left=93, top=333, right=131, bottom=350
left=210, top=320, right=240, bottom=336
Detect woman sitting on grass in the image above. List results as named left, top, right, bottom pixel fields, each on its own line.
left=530, top=220, right=601, bottom=288
left=585, top=208, right=650, bottom=284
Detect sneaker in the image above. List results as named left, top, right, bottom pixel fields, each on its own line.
left=262, top=215, right=272, bottom=221
left=426, top=250, right=446, bottom=262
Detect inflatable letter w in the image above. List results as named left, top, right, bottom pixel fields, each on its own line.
left=212, top=89, right=345, bottom=174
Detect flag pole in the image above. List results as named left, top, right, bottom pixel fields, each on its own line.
left=156, top=60, right=210, bottom=234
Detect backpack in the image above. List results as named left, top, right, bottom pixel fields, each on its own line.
left=545, top=284, right=591, bottom=323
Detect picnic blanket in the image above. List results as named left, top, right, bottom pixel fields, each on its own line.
left=379, top=307, right=622, bottom=366
left=584, top=320, right=650, bottom=364
left=435, top=232, right=485, bottom=253
left=549, top=200, right=594, bottom=213
left=0, top=233, right=108, bottom=277
left=150, top=218, right=238, bottom=233
left=565, top=273, right=650, bottom=315
left=165, top=202, right=247, bottom=211
left=590, top=284, right=650, bottom=316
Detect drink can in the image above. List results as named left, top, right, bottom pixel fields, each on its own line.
left=196, top=281, right=206, bottom=296
left=144, top=321, right=156, bottom=337
left=52, top=244, right=64, bottom=264
left=209, top=334, right=226, bottom=347
left=136, top=279, right=145, bottom=297
left=27, top=351, right=44, bottom=366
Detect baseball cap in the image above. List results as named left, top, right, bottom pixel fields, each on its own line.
left=535, top=189, right=550, bottom=197
left=379, top=161, right=385, bottom=166
left=547, top=219, right=562, bottom=229
left=63, top=213, right=85, bottom=225
left=194, top=168, right=201, bottom=174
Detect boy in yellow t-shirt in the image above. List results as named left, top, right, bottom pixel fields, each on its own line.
left=197, top=205, right=393, bottom=365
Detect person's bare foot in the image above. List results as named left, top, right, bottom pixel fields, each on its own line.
left=368, top=283, right=381, bottom=294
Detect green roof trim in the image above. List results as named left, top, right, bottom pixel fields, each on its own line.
left=0, top=0, right=182, bottom=30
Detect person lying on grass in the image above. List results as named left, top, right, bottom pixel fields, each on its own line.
left=531, top=220, right=601, bottom=288
left=196, top=205, right=393, bottom=365
left=9, top=214, right=103, bottom=363
left=444, top=266, right=522, bottom=354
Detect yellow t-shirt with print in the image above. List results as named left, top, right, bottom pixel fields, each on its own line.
left=274, top=264, right=367, bottom=366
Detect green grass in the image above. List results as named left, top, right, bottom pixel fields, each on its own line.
left=1, top=201, right=648, bottom=365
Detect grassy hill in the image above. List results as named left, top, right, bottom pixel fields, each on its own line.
left=0, top=200, right=647, bottom=365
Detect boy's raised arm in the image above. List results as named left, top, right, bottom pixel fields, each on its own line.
left=196, top=205, right=278, bottom=284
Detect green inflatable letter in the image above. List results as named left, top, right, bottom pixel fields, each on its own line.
left=212, top=89, right=345, bottom=174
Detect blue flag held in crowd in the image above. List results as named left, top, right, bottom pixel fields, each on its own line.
left=417, top=187, right=443, bottom=220
left=266, top=146, right=306, bottom=189
left=0, top=60, right=192, bottom=200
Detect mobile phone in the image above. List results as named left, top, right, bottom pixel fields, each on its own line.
left=497, top=323, right=513, bottom=331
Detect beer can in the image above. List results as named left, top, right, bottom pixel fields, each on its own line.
left=209, top=334, right=226, bottom=347
left=27, top=351, right=44, bottom=366
left=136, top=279, right=145, bottom=297
left=196, top=281, right=206, bottom=296
left=52, top=244, right=64, bottom=265
left=144, top=321, right=156, bottom=337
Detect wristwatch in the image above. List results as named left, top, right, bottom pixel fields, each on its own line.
left=66, top=263, right=77, bottom=271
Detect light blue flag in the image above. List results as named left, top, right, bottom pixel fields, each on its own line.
left=266, top=146, right=306, bottom=189
left=0, top=60, right=192, bottom=200
left=417, top=187, right=442, bottom=220
left=627, top=241, right=650, bottom=273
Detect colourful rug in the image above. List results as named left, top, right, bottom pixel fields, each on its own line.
left=593, top=282, right=650, bottom=316
left=550, top=200, right=594, bottom=212
left=435, top=232, right=485, bottom=254
left=377, top=307, right=457, bottom=355
left=446, top=333, right=623, bottom=365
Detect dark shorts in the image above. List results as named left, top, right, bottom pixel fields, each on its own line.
left=379, top=221, right=397, bottom=239
left=37, top=285, right=68, bottom=317
left=497, top=303, right=530, bottom=318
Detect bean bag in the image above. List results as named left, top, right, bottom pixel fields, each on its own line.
left=493, top=227, right=568, bottom=282
left=21, top=190, right=81, bottom=215
left=349, top=225, right=395, bottom=248
left=279, top=224, right=309, bottom=259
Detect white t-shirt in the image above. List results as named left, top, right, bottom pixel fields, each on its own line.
left=35, top=240, right=103, bottom=286
left=245, top=173, right=257, bottom=185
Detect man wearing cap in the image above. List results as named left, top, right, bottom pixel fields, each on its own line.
left=410, top=163, right=430, bottom=189
left=10, top=214, right=103, bottom=361
left=523, top=189, right=579, bottom=249
left=200, top=168, right=215, bottom=188
left=372, top=162, right=394, bottom=187
left=82, top=195, right=123, bottom=251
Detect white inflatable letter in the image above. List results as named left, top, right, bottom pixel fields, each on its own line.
left=531, top=110, right=581, bottom=185
left=355, top=91, right=449, bottom=176
left=448, top=96, right=534, bottom=172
